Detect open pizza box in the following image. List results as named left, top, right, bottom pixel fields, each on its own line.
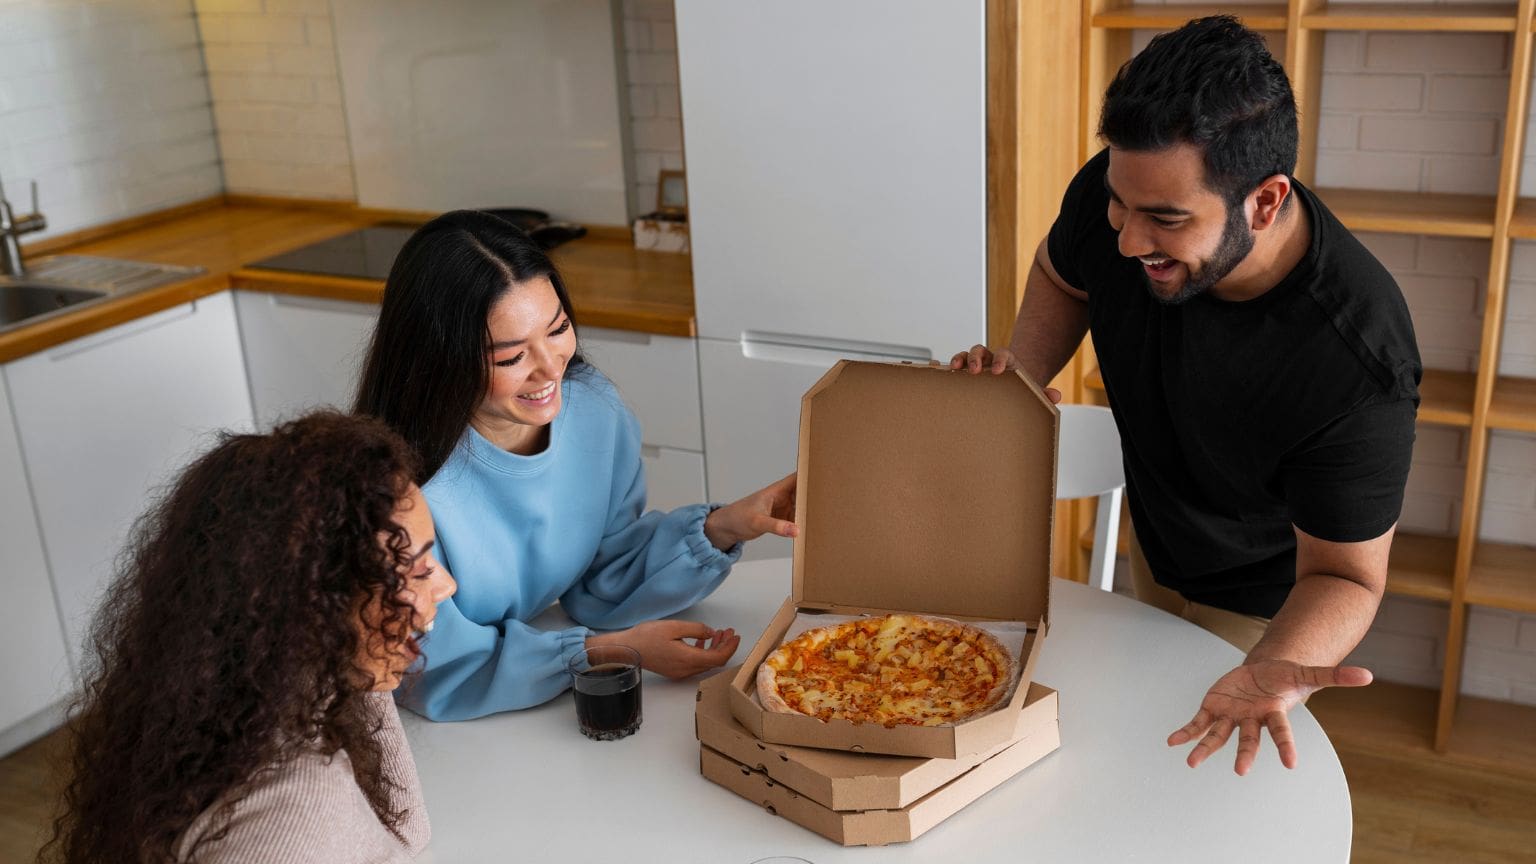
left=728, top=360, right=1057, bottom=759
left=698, top=666, right=1059, bottom=812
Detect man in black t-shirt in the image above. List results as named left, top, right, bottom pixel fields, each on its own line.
left=954, top=17, right=1420, bottom=775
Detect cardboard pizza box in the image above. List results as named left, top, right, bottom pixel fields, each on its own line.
left=697, top=666, right=1058, bottom=811
left=698, top=720, right=1061, bottom=847
left=729, top=360, right=1057, bottom=758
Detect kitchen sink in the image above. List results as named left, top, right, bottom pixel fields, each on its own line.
left=0, top=283, right=108, bottom=329
left=0, top=255, right=205, bottom=334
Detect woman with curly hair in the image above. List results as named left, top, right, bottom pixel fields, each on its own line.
left=42, top=412, right=456, bottom=864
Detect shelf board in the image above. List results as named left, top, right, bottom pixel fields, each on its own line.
left=1302, top=3, right=1518, bottom=32
left=1093, top=4, right=1289, bottom=31
left=1466, top=541, right=1536, bottom=614
left=1419, top=368, right=1476, bottom=427
left=1487, top=375, right=1536, bottom=432
left=1510, top=198, right=1536, bottom=239
left=1316, top=187, right=1496, bottom=238
left=1084, top=365, right=1104, bottom=393
left=1386, top=531, right=1457, bottom=602
left=1310, top=680, right=1536, bottom=781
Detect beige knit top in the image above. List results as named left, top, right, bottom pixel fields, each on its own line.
left=175, top=692, right=430, bottom=863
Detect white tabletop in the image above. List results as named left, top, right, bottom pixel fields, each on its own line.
left=404, top=559, right=1352, bottom=862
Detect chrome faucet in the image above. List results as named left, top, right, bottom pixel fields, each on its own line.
left=0, top=174, right=47, bottom=277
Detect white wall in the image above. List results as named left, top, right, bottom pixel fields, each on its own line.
left=621, top=0, right=685, bottom=215
left=192, top=0, right=354, bottom=200
left=0, top=0, right=223, bottom=240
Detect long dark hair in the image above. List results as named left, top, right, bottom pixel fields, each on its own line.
left=1099, top=15, right=1297, bottom=209
left=354, top=210, right=584, bottom=483
left=43, top=412, right=422, bottom=864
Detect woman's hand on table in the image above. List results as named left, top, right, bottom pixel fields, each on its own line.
left=703, top=472, right=798, bottom=550
left=1167, top=659, right=1373, bottom=775
left=588, top=620, right=740, bottom=679
left=947, top=344, right=1062, bottom=403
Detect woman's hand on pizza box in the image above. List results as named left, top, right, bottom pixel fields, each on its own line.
left=589, top=620, right=740, bottom=679
left=945, top=344, right=1062, bottom=403
left=1167, top=659, right=1372, bottom=775
left=704, top=472, right=798, bottom=551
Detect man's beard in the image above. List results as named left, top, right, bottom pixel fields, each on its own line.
left=1145, top=202, right=1254, bottom=306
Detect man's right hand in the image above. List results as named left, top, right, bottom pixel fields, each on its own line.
left=589, top=620, right=739, bottom=679
left=948, top=344, right=1062, bottom=403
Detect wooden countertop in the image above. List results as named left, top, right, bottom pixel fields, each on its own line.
left=0, top=200, right=695, bottom=364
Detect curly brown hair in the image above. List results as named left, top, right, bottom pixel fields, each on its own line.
left=41, top=412, right=423, bottom=864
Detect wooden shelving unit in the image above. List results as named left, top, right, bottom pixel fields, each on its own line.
left=1079, top=0, right=1536, bottom=754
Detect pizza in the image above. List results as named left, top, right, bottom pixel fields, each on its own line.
left=755, top=613, right=1015, bottom=727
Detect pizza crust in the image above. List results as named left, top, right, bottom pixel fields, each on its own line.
left=755, top=613, right=1019, bottom=727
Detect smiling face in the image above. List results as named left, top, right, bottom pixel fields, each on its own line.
left=1105, top=143, right=1256, bottom=305
left=361, top=483, right=456, bottom=691
left=471, top=276, right=577, bottom=454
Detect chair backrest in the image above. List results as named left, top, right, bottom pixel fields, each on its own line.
left=1055, top=404, right=1124, bottom=500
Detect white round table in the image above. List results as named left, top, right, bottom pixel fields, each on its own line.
left=404, top=558, right=1352, bottom=862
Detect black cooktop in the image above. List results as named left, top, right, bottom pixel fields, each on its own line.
left=249, top=224, right=417, bottom=281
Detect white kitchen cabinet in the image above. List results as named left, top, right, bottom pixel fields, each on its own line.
left=235, top=290, right=379, bottom=428
left=641, top=444, right=706, bottom=515
left=7, top=292, right=254, bottom=665
left=697, top=338, right=844, bottom=561
left=0, top=369, right=72, bottom=747
left=581, top=326, right=703, bottom=452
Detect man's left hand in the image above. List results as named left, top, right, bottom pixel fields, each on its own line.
left=1168, top=660, right=1372, bottom=775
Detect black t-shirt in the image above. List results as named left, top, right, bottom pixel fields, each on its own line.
left=1047, top=149, right=1421, bottom=618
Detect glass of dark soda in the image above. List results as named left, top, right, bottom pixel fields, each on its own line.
left=568, top=645, right=642, bottom=740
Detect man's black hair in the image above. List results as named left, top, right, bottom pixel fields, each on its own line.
left=1098, top=16, right=1298, bottom=209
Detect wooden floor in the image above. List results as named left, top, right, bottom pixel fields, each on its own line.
left=3, top=685, right=1535, bottom=862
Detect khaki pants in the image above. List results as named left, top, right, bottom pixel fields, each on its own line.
left=1128, top=528, right=1271, bottom=654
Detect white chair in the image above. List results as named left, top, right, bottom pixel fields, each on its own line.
left=1055, top=404, right=1126, bottom=592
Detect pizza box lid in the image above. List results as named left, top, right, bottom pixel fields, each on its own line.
left=696, top=666, right=1059, bottom=811
left=791, top=360, right=1056, bottom=623
left=698, top=719, right=1061, bottom=846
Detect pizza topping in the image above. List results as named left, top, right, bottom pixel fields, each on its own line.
left=760, top=613, right=1014, bottom=727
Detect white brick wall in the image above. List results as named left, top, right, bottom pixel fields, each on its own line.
left=623, top=0, right=685, bottom=217
left=1317, top=31, right=1508, bottom=194
left=192, top=0, right=353, bottom=200
left=0, top=0, right=222, bottom=241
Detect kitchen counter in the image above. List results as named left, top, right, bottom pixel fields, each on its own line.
left=0, top=200, right=696, bottom=364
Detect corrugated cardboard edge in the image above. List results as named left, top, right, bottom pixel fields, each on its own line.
left=700, top=720, right=1062, bottom=846
left=699, top=667, right=1060, bottom=810
left=728, top=598, right=1051, bottom=759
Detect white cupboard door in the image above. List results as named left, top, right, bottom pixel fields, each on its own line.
left=235, top=291, right=379, bottom=429
left=697, top=337, right=842, bottom=561
left=8, top=293, right=255, bottom=664
left=580, top=327, right=703, bottom=453
left=641, top=445, right=706, bottom=515
left=676, top=0, right=986, bottom=353
left=0, top=370, right=72, bottom=733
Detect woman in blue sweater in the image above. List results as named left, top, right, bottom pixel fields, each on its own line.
left=354, top=210, right=796, bottom=720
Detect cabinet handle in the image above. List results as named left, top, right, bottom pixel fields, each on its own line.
left=46, top=302, right=196, bottom=361
left=641, top=444, right=662, bottom=458
left=739, top=330, right=930, bottom=367
left=267, top=293, right=378, bottom=315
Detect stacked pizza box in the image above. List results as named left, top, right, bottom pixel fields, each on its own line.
left=695, top=361, right=1063, bottom=847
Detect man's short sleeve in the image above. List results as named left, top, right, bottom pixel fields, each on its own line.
left=1046, top=148, right=1111, bottom=293
left=1282, top=398, right=1416, bottom=543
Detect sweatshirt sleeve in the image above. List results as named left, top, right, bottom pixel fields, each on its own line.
left=397, top=596, right=593, bottom=721
left=559, top=410, right=741, bottom=630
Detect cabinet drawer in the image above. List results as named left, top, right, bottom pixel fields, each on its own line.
left=581, top=327, right=702, bottom=451
left=641, top=445, right=706, bottom=514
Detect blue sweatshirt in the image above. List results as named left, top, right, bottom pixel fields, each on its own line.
left=400, top=369, right=741, bottom=721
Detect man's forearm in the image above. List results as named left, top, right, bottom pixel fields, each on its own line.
left=1246, top=573, right=1383, bottom=667
left=1008, top=255, right=1090, bottom=388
